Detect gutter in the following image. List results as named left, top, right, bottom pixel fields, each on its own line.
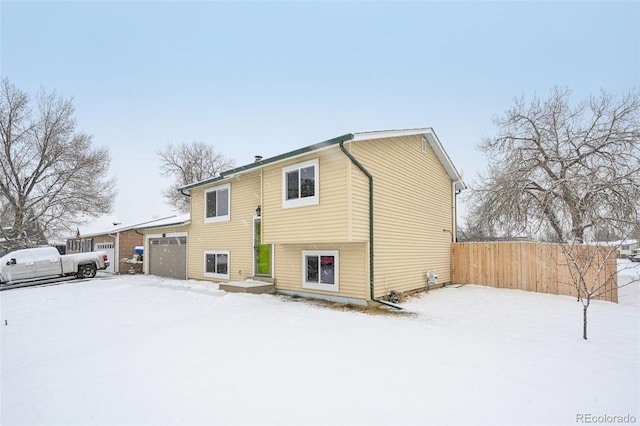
left=339, top=141, right=403, bottom=310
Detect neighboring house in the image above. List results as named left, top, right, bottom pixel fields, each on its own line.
left=145, top=128, right=466, bottom=306
left=66, top=217, right=178, bottom=274
left=618, top=240, right=640, bottom=257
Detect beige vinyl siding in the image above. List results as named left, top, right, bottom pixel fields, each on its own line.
left=187, top=172, right=261, bottom=282
left=348, top=160, right=371, bottom=242
left=262, top=149, right=353, bottom=244
left=142, top=224, right=189, bottom=236
left=350, top=135, right=455, bottom=297
left=274, top=242, right=368, bottom=300
left=179, top=132, right=458, bottom=302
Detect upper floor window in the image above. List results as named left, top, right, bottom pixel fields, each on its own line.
left=205, top=183, right=230, bottom=223
left=282, top=159, right=319, bottom=209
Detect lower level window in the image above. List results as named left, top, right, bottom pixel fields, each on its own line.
left=302, top=250, right=339, bottom=292
left=204, top=251, right=229, bottom=279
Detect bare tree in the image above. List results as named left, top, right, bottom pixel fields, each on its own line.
left=467, top=87, right=640, bottom=340
left=457, top=210, right=496, bottom=242
left=158, top=142, right=235, bottom=212
left=468, top=87, right=640, bottom=244
left=0, top=78, right=115, bottom=251
left=558, top=239, right=640, bottom=340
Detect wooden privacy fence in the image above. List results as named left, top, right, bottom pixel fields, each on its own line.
left=451, top=242, right=618, bottom=303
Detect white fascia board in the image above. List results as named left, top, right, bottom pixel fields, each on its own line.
left=136, top=220, right=191, bottom=232
left=423, top=130, right=467, bottom=191
left=133, top=214, right=191, bottom=230
left=351, top=128, right=432, bottom=141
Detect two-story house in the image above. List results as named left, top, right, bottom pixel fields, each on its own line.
left=143, top=128, right=465, bottom=307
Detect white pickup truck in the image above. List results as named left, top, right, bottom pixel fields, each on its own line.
left=0, top=247, right=110, bottom=285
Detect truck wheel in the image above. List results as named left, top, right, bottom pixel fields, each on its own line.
left=78, top=264, right=97, bottom=279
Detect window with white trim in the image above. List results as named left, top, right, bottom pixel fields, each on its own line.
left=81, top=238, right=93, bottom=252
left=282, top=159, right=319, bottom=209
left=204, top=184, right=230, bottom=223
left=302, top=250, right=339, bottom=292
left=204, top=250, right=230, bottom=279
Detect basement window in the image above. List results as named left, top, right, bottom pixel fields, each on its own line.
left=302, top=250, right=339, bottom=292
left=204, top=250, right=229, bottom=279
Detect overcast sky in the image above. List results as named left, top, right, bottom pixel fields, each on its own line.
left=2, top=1, right=638, bottom=231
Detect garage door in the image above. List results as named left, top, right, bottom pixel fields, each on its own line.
left=149, top=236, right=187, bottom=279
left=95, top=242, right=115, bottom=273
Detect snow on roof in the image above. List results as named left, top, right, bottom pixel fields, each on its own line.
left=133, top=214, right=191, bottom=230
left=593, top=239, right=639, bottom=246
left=71, top=215, right=184, bottom=239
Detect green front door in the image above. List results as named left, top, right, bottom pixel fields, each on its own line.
left=254, top=219, right=272, bottom=276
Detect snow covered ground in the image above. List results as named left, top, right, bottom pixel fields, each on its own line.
left=1, top=262, right=639, bottom=426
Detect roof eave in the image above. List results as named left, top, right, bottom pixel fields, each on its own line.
left=179, top=133, right=354, bottom=192
left=178, top=128, right=466, bottom=192
left=354, top=128, right=466, bottom=191
left=71, top=216, right=179, bottom=238
left=134, top=220, right=191, bottom=231
left=422, top=129, right=466, bottom=191
left=351, top=127, right=432, bottom=141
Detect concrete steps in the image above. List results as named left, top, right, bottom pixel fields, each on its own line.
left=219, top=279, right=276, bottom=294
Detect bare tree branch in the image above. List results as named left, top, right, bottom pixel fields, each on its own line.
left=463, top=87, right=640, bottom=340
left=0, top=78, right=116, bottom=252
left=157, top=141, right=235, bottom=213
left=557, top=237, right=640, bottom=340
left=466, top=87, right=640, bottom=244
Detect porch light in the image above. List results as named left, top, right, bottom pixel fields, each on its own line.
left=256, top=205, right=261, bottom=217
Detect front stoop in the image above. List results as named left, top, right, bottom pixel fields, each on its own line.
left=219, top=280, right=276, bottom=294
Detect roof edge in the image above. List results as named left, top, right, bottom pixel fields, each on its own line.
left=422, top=129, right=466, bottom=191
left=72, top=216, right=179, bottom=238
left=134, top=219, right=191, bottom=231
left=351, top=128, right=432, bottom=141
left=178, top=128, right=466, bottom=192
left=180, top=133, right=354, bottom=192
left=355, top=128, right=466, bottom=190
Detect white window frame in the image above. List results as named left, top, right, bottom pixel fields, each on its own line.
left=81, top=238, right=93, bottom=252
left=302, top=250, right=339, bottom=292
left=282, top=159, right=319, bottom=209
left=204, top=183, right=231, bottom=223
left=204, top=250, right=230, bottom=279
